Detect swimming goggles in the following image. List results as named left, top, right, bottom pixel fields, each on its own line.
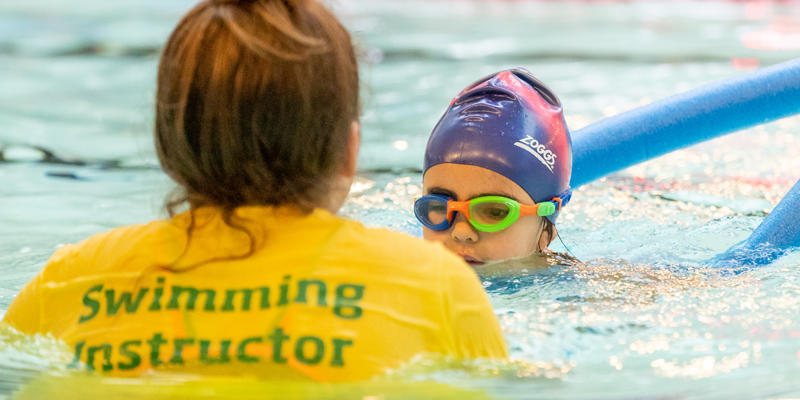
left=413, top=194, right=563, bottom=233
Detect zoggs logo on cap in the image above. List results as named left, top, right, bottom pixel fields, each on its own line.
left=514, top=136, right=557, bottom=172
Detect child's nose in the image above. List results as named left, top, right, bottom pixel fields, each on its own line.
left=450, top=213, right=478, bottom=243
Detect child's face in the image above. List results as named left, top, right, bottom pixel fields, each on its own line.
left=422, top=163, right=547, bottom=266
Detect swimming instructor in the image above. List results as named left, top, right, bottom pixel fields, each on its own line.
left=2, top=0, right=507, bottom=380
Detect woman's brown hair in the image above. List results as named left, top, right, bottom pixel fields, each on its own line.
left=155, top=0, right=359, bottom=216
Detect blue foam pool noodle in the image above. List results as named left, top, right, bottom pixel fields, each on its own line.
left=566, top=58, right=800, bottom=267
left=570, top=58, right=800, bottom=188
left=712, top=179, right=800, bottom=268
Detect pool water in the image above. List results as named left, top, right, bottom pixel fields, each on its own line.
left=2, top=0, right=800, bottom=398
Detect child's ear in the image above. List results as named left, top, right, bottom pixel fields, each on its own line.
left=537, top=220, right=556, bottom=251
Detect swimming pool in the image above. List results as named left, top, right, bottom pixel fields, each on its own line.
left=2, top=0, right=800, bottom=398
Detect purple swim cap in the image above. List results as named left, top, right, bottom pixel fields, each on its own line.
left=423, top=68, right=572, bottom=223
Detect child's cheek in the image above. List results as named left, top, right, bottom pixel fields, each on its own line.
left=422, top=228, right=448, bottom=245
left=484, top=224, right=539, bottom=260
left=475, top=231, right=515, bottom=260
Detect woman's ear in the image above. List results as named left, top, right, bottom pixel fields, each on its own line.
left=341, top=120, right=360, bottom=178
left=324, top=121, right=361, bottom=214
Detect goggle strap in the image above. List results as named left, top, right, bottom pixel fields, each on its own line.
left=544, top=189, right=571, bottom=215
left=557, top=189, right=572, bottom=208
left=551, top=197, right=562, bottom=212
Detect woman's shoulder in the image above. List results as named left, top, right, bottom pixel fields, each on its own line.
left=41, top=218, right=181, bottom=280
left=79, top=218, right=179, bottom=252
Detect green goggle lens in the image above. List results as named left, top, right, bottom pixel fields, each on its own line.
left=468, top=196, right=521, bottom=232
left=471, top=202, right=510, bottom=223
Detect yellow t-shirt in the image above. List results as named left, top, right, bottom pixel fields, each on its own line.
left=2, top=206, right=507, bottom=381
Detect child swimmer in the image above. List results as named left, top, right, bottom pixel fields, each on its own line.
left=415, top=68, right=573, bottom=267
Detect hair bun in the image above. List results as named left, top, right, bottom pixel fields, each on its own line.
left=210, top=0, right=302, bottom=6
left=210, top=0, right=252, bottom=6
